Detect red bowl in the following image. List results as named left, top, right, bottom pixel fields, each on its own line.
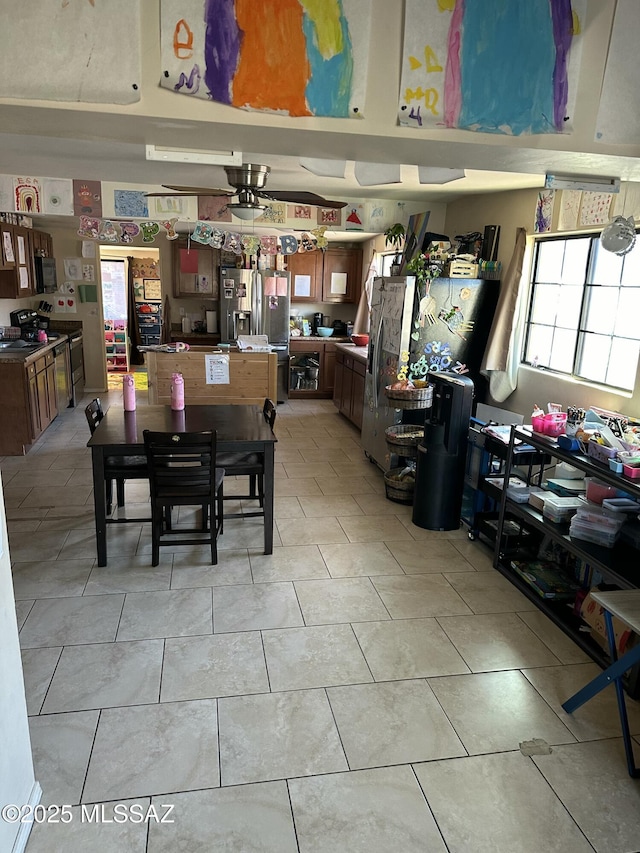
left=351, top=334, right=369, bottom=347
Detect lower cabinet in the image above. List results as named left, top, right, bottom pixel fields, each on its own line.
left=0, top=350, right=58, bottom=455
left=289, top=340, right=337, bottom=399
left=333, top=348, right=365, bottom=429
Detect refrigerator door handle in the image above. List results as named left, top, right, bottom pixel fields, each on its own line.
left=373, top=305, right=384, bottom=408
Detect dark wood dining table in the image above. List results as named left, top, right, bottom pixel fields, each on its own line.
left=87, top=404, right=277, bottom=566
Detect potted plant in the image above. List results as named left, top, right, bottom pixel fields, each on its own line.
left=384, top=223, right=405, bottom=275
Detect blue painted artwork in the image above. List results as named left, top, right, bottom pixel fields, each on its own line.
left=114, top=190, right=149, bottom=218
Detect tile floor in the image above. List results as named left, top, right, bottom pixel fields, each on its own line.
left=3, top=392, right=640, bottom=852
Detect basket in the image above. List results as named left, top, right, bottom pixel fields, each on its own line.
left=384, top=467, right=416, bottom=504
left=384, top=384, right=433, bottom=410
left=385, top=424, right=424, bottom=458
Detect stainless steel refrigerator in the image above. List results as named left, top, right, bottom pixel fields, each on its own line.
left=219, top=267, right=291, bottom=402
left=361, top=275, right=499, bottom=471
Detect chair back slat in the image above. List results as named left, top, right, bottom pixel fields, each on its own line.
left=85, top=398, right=104, bottom=435
left=263, top=398, right=277, bottom=429
left=144, top=430, right=217, bottom=500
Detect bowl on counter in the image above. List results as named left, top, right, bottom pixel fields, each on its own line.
left=316, top=327, right=334, bottom=337
left=351, top=334, right=369, bottom=347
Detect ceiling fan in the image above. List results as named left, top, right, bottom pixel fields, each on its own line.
left=146, top=162, right=347, bottom=220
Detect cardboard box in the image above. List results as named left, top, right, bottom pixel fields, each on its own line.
left=580, top=590, right=635, bottom=654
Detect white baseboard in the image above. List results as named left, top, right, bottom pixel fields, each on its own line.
left=11, top=781, right=42, bottom=853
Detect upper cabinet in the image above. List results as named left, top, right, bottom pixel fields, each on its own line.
left=0, top=224, right=35, bottom=298
left=290, top=245, right=363, bottom=304
left=173, top=239, right=220, bottom=298
left=31, top=229, right=54, bottom=258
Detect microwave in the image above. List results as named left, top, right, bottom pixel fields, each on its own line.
left=34, top=256, right=58, bottom=293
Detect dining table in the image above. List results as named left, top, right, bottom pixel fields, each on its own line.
left=87, top=404, right=277, bottom=566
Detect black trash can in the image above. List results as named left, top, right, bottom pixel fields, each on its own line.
left=412, top=373, right=474, bottom=530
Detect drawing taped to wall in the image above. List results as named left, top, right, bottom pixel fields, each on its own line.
left=160, top=0, right=371, bottom=118
left=534, top=190, right=555, bottom=233
left=399, top=0, right=585, bottom=136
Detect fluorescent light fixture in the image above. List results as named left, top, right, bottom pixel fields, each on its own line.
left=145, top=145, right=242, bottom=166
left=545, top=173, right=620, bottom=193
left=227, top=203, right=265, bottom=220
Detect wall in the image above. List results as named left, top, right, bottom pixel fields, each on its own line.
left=444, top=188, right=640, bottom=420
left=0, top=475, right=39, bottom=853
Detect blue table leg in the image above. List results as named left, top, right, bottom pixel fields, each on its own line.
left=562, top=611, right=640, bottom=778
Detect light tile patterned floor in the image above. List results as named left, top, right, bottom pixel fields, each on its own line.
left=4, top=393, right=640, bottom=852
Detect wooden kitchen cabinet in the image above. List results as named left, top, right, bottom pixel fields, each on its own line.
left=173, top=239, right=220, bottom=298
left=31, top=229, right=54, bottom=258
left=289, top=339, right=336, bottom=399
left=333, top=348, right=366, bottom=429
left=0, top=224, right=34, bottom=297
left=288, top=250, right=321, bottom=302
left=0, top=347, right=58, bottom=455
left=290, top=245, right=362, bottom=305
left=321, top=247, right=362, bottom=304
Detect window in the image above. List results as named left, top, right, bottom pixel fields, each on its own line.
left=523, top=234, right=640, bottom=391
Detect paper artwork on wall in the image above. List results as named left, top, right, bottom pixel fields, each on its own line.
left=579, top=192, right=613, bottom=227
left=534, top=190, right=555, bottom=233
left=255, top=203, right=287, bottom=225
left=198, top=195, right=232, bottom=222
left=82, top=264, right=95, bottom=282
left=557, top=190, right=582, bottom=231
left=159, top=0, right=370, bottom=118
left=42, top=179, right=74, bottom=215
left=14, top=177, right=42, bottom=213
left=114, top=190, right=149, bottom=218
left=344, top=204, right=364, bottom=231
left=317, top=207, right=342, bottom=226
left=151, top=196, right=186, bottom=217
left=289, top=205, right=312, bottom=220
left=595, top=0, right=640, bottom=144
left=73, top=180, right=102, bottom=217
left=399, top=0, right=585, bottom=136
left=0, top=1, right=141, bottom=105
left=63, top=258, right=83, bottom=280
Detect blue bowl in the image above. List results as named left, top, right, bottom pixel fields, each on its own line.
left=316, top=327, right=333, bottom=337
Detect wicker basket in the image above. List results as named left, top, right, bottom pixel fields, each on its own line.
left=385, top=424, right=424, bottom=458
left=384, top=384, right=433, bottom=410
left=384, top=467, right=416, bottom=504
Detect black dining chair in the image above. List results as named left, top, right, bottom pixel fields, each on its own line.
left=85, top=398, right=149, bottom=514
left=143, top=429, right=225, bottom=566
left=216, top=398, right=276, bottom=519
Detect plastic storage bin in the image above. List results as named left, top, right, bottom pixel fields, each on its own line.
left=585, top=477, right=620, bottom=505
left=532, top=413, right=567, bottom=436
left=569, top=519, right=620, bottom=547
left=542, top=495, right=583, bottom=523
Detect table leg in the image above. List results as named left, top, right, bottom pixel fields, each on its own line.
left=91, top=447, right=108, bottom=566
left=562, top=611, right=640, bottom=778
left=263, top=443, right=274, bottom=555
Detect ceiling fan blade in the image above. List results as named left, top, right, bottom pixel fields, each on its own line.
left=258, top=190, right=347, bottom=209
left=145, top=185, right=233, bottom=197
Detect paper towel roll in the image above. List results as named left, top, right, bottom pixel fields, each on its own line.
left=206, top=311, right=217, bottom=333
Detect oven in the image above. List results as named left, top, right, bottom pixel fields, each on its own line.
left=69, top=331, right=84, bottom=407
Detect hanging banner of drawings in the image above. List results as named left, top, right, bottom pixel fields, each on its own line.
left=160, top=0, right=371, bottom=118
left=398, top=0, right=585, bottom=135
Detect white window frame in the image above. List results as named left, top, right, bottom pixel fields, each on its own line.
left=522, top=233, right=640, bottom=393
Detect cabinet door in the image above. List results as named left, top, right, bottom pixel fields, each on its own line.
left=173, top=241, right=218, bottom=298
left=14, top=226, right=34, bottom=295
left=36, top=366, right=49, bottom=432
left=288, top=251, right=321, bottom=302
left=322, top=344, right=336, bottom=394
left=0, top=225, right=16, bottom=270
left=321, top=247, right=362, bottom=304
left=333, top=352, right=344, bottom=408
left=45, top=361, right=58, bottom=423
left=28, top=371, right=40, bottom=438
left=351, top=365, right=365, bottom=430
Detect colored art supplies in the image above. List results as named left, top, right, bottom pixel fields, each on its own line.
left=510, top=559, right=580, bottom=600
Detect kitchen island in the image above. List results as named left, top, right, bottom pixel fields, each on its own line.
left=146, top=347, right=277, bottom=406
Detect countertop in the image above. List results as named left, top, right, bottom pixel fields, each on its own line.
left=335, top=342, right=368, bottom=361
left=0, top=333, right=69, bottom=364
left=290, top=335, right=353, bottom=343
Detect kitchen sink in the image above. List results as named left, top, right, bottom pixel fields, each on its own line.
left=0, top=340, right=44, bottom=351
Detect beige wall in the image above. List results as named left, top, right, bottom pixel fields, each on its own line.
left=444, top=188, right=640, bottom=420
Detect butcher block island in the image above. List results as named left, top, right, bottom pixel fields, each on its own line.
left=146, top=347, right=277, bottom=406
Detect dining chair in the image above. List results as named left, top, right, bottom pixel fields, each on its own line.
left=85, top=398, right=148, bottom=514
left=216, top=398, right=276, bottom=519
left=143, top=429, right=225, bottom=566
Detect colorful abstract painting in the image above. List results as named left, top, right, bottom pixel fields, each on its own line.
left=160, top=0, right=371, bottom=117
left=399, top=0, right=585, bottom=135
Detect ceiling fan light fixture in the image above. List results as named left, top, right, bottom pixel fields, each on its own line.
left=600, top=215, right=637, bottom=256
left=227, top=202, right=265, bottom=221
